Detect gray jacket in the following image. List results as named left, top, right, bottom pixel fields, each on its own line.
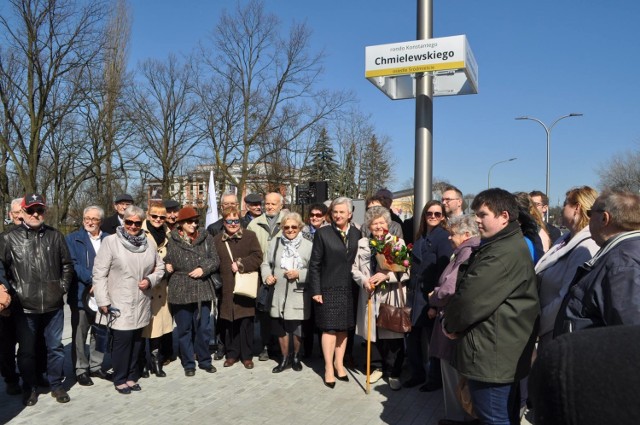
left=260, top=236, right=312, bottom=321
left=93, top=233, right=165, bottom=331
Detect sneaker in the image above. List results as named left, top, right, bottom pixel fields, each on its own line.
left=258, top=347, right=269, bottom=361
left=389, top=377, right=402, bottom=391
left=369, top=369, right=383, bottom=384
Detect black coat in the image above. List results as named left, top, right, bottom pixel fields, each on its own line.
left=0, top=224, right=73, bottom=313
left=308, top=224, right=362, bottom=330
left=101, top=213, right=121, bottom=235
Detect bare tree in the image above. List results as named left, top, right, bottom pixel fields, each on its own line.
left=0, top=0, right=107, bottom=193
left=129, top=54, right=202, bottom=199
left=197, top=0, right=352, bottom=199
left=598, top=147, right=640, bottom=192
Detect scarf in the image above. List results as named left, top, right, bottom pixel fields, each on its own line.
left=117, top=226, right=148, bottom=253
left=221, top=228, right=243, bottom=241
left=280, top=232, right=304, bottom=271
left=177, top=229, right=198, bottom=245
left=147, top=221, right=167, bottom=247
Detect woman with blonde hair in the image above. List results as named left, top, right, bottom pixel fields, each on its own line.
left=535, top=186, right=599, bottom=350
left=140, top=202, right=173, bottom=377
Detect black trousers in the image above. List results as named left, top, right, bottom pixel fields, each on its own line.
left=375, top=337, right=405, bottom=378
left=0, top=314, right=19, bottom=384
left=223, top=317, right=253, bottom=361
left=111, top=328, right=143, bottom=386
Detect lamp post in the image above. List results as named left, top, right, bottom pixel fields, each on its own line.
left=515, top=113, right=583, bottom=220
left=487, top=157, right=517, bottom=189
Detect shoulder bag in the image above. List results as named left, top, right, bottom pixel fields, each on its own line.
left=225, top=241, right=258, bottom=299
left=376, top=280, right=412, bottom=333
left=256, top=238, right=279, bottom=312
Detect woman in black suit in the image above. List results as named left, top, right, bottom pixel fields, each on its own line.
left=309, top=197, right=362, bottom=388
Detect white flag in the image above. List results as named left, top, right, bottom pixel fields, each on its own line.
left=205, top=171, right=218, bottom=227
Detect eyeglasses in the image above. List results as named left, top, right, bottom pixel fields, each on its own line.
left=309, top=212, right=324, bottom=218
left=83, top=217, right=101, bottom=223
left=224, top=219, right=240, bottom=225
left=24, top=206, right=46, bottom=215
left=441, top=198, right=460, bottom=203
left=425, top=211, right=443, bottom=218
left=283, top=225, right=298, bottom=230
left=586, top=209, right=605, bottom=218
left=150, top=214, right=166, bottom=220
left=124, top=219, right=143, bottom=227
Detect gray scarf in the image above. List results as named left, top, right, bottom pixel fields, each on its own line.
left=280, top=232, right=303, bottom=271
left=117, top=226, right=148, bottom=253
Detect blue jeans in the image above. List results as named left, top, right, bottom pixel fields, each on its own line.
left=174, top=303, right=212, bottom=369
left=467, top=379, right=520, bottom=425
left=14, top=308, right=65, bottom=390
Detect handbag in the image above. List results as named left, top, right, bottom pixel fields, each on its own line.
left=225, top=241, right=258, bottom=299
left=256, top=238, right=279, bottom=312
left=376, top=282, right=412, bottom=333
left=205, top=239, right=223, bottom=290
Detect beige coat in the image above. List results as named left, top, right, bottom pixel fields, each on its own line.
left=352, top=237, right=409, bottom=342
left=141, top=222, right=173, bottom=338
left=93, top=233, right=165, bottom=331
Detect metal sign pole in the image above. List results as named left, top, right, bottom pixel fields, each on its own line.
left=414, top=0, right=433, bottom=237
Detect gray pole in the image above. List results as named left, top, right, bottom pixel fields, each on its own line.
left=487, top=157, right=517, bottom=189
left=413, top=0, right=433, bottom=237
left=515, top=113, right=582, bottom=220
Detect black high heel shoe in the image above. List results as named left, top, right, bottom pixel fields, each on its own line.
left=324, top=380, right=336, bottom=389
left=336, top=374, right=349, bottom=382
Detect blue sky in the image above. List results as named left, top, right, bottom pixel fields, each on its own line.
left=128, top=1, right=640, bottom=206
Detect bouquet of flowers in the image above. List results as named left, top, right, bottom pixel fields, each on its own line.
left=369, top=231, right=413, bottom=273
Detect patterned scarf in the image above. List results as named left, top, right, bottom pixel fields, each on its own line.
left=117, top=226, right=148, bottom=253
left=280, top=232, right=303, bottom=271
left=221, top=228, right=243, bottom=241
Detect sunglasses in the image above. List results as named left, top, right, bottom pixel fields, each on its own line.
left=224, top=219, right=240, bottom=225
left=150, top=214, right=166, bottom=220
left=124, top=219, right=143, bottom=227
left=283, top=225, right=298, bottom=230
left=586, top=209, right=605, bottom=218
left=24, top=206, right=46, bottom=215
left=425, top=211, right=443, bottom=218
left=309, top=213, right=324, bottom=218
left=184, top=218, right=199, bottom=224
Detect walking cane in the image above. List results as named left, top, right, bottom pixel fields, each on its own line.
left=366, top=294, right=372, bottom=394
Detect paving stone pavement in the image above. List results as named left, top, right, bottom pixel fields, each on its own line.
left=0, top=305, right=532, bottom=425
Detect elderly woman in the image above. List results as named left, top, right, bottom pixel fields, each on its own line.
left=429, top=215, right=481, bottom=424
left=164, top=207, right=220, bottom=376
left=352, top=206, right=410, bottom=390
left=535, top=186, right=599, bottom=350
left=406, top=200, right=453, bottom=391
left=93, top=205, right=165, bottom=394
left=139, top=202, right=173, bottom=378
left=213, top=207, right=263, bottom=370
left=309, top=197, right=362, bottom=388
left=261, top=212, right=312, bottom=373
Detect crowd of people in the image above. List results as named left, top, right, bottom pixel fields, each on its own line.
left=1, top=184, right=640, bottom=425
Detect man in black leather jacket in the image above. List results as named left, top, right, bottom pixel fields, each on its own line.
left=0, top=194, right=73, bottom=406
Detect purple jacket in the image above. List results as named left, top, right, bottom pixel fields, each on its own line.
left=428, top=236, right=480, bottom=361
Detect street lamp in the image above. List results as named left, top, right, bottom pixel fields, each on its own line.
left=515, top=113, right=583, bottom=219
left=487, top=157, right=517, bottom=189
